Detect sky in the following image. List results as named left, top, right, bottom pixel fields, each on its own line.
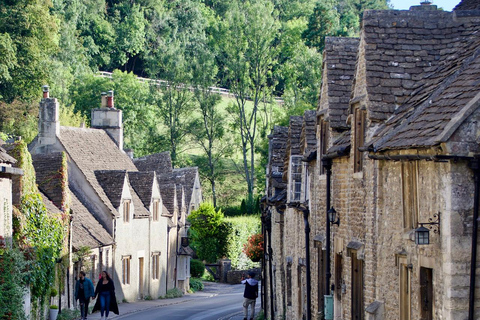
left=389, top=0, right=459, bottom=11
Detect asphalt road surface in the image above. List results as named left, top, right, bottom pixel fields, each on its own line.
left=110, top=282, right=261, bottom=320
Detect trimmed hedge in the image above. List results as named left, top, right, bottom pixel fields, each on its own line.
left=224, top=215, right=261, bottom=270
left=190, top=259, right=205, bottom=278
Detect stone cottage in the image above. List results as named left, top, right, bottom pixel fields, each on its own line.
left=0, top=140, right=22, bottom=247
left=263, top=1, right=480, bottom=319
left=28, top=88, right=200, bottom=308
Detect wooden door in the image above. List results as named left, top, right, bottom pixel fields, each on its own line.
left=420, top=267, right=433, bottom=320
left=139, top=258, right=144, bottom=299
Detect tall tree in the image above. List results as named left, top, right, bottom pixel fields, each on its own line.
left=0, top=0, right=59, bottom=102
left=219, top=0, right=280, bottom=212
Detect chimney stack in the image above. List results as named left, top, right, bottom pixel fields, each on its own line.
left=91, top=91, right=123, bottom=150
left=42, top=85, right=49, bottom=98
left=107, top=90, right=114, bottom=108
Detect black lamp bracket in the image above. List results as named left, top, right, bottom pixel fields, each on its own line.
left=418, top=212, right=441, bottom=234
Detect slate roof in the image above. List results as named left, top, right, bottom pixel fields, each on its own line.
left=321, top=37, right=359, bottom=129
left=58, top=127, right=138, bottom=216
left=360, top=8, right=456, bottom=122
left=159, top=183, right=175, bottom=217
left=326, top=130, right=351, bottom=157
left=128, top=171, right=156, bottom=208
left=134, top=152, right=172, bottom=175
left=172, top=167, right=198, bottom=210
left=0, top=145, right=16, bottom=164
left=95, top=170, right=127, bottom=209
left=302, top=110, right=317, bottom=154
left=70, top=188, right=114, bottom=250
left=268, top=126, right=288, bottom=191
left=94, top=170, right=150, bottom=218
left=366, top=11, right=480, bottom=152
left=454, top=0, right=480, bottom=11
left=32, top=153, right=65, bottom=210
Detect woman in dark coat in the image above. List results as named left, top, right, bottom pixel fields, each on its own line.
left=93, top=271, right=119, bottom=320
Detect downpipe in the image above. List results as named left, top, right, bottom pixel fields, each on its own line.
left=469, top=157, right=480, bottom=320
left=304, top=208, right=312, bottom=320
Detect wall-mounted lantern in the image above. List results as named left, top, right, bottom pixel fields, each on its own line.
left=328, top=207, right=340, bottom=226
left=415, top=212, right=440, bottom=245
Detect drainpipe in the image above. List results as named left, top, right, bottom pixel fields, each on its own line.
left=261, top=216, right=266, bottom=311
left=468, top=156, right=480, bottom=320
left=323, top=158, right=333, bottom=296
left=303, top=207, right=312, bottom=320
left=267, top=212, right=275, bottom=320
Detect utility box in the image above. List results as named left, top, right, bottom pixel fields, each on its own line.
left=324, top=295, right=334, bottom=320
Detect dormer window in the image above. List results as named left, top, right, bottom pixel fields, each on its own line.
left=153, top=200, right=160, bottom=221
left=123, top=199, right=131, bottom=223
left=289, top=156, right=302, bottom=202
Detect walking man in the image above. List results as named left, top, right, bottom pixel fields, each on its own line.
left=241, top=271, right=259, bottom=320
left=75, top=271, right=95, bottom=320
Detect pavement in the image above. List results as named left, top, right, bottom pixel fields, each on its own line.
left=82, top=282, right=260, bottom=320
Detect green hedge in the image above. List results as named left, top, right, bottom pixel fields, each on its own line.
left=189, top=278, right=204, bottom=292
left=190, top=259, right=205, bottom=278
left=224, top=215, right=261, bottom=270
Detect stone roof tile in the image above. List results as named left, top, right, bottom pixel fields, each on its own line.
left=134, top=152, right=172, bottom=175
left=58, top=127, right=138, bottom=216
left=32, top=153, right=65, bottom=210
left=128, top=171, right=156, bottom=208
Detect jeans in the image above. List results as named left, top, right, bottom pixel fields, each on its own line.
left=243, top=298, right=256, bottom=319
left=79, top=297, right=90, bottom=319
left=99, top=291, right=111, bottom=317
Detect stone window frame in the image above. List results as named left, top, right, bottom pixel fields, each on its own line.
left=123, top=199, right=132, bottom=223
left=151, top=252, right=160, bottom=280
left=288, top=156, right=303, bottom=202
left=122, top=255, right=131, bottom=285
left=152, top=199, right=160, bottom=221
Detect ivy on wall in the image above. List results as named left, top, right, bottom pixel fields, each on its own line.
left=1, top=140, right=68, bottom=319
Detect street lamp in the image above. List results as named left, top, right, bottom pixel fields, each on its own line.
left=415, top=212, right=440, bottom=245
left=328, top=207, right=340, bottom=226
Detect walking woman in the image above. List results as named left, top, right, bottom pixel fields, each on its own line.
left=93, top=271, right=119, bottom=320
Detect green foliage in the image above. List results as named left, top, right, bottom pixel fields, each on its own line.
left=188, top=203, right=231, bottom=263
left=224, top=215, right=261, bottom=270
left=56, top=308, right=80, bottom=320
left=0, top=247, right=27, bottom=320
left=190, top=259, right=206, bottom=278
left=160, top=288, right=183, bottom=299
left=0, top=0, right=59, bottom=103
left=189, top=278, right=204, bottom=292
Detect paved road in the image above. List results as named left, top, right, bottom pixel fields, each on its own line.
left=85, top=282, right=261, bottom=320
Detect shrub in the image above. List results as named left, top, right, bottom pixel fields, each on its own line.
left=50, top=305, right=58, bottom=309
left=161, top=288, right=183, bottom=299
left=189, top=278, right=204, bottom=292
left=243, top=234, right=264, bottom=262
left=56, top=308, right=80, bottom=320
left=224, top=215, right=261, bottom=269
left=190, top=259, right=205, bottom=278
left=0, top=247, right=27, bottom=320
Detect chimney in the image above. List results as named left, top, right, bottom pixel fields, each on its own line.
left=410, top=0, right=437, bottom=10
left=91, top=91, right=123, bottom=150
left=37, top=85, right=60, bottom=152
left=125, top=148, right=134, bottom=159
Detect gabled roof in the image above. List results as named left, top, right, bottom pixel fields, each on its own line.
left=70, top=188, right=114, bottom=250
left=134, top=152, right=172, bottom=175
left=32, top=153, right=65, bottom=210
left=95, top=170, right=127, bottom=209
left=287, top=116, right=304, bottom=157
left=172, top=167, right=198, bottom=210
left=58, top=127, right=138, bottom=215
left=158, top=182, right=175, bottom=217
left=320, top=37, right=359, bottom=129
left=40, top=192, right=62, bottom=216
left=360, top=8, right=455, bottom=122
left=94, top=169, right=150, bottom=218
left=301, top=110, right=317, bottom=156
left=128, top=171, right=157, bottom=208
left=366, top=20, right=480, bottom=152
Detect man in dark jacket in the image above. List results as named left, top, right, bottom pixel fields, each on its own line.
left=241, top=271, right=259, bottom=320
left=75, top=271, right=95, bottom=320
